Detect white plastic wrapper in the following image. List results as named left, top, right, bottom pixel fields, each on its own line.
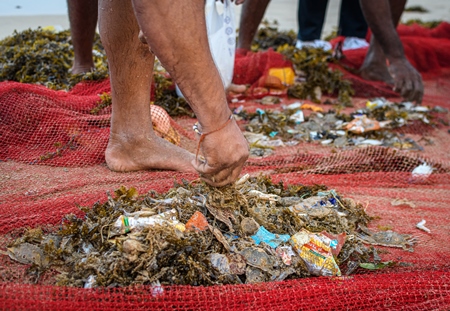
left=412, top=163, right=434, bottom=178
left=110, top=209, right=185, bottom=236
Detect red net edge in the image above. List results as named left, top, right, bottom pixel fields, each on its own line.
left=0, top=270, right=449, bottom=311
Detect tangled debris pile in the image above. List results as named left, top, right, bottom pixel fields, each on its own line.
left=251, top=22, right=354, bottom=106
left=238, top=98, right=447, bottom=157
left=278, top=45, right=354, bottom=106
left=5, top=175, right=415, bottom=287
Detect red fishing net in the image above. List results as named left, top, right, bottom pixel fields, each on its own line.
left=1, top=23, right=450, bottom=310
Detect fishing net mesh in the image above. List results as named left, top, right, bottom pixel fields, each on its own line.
left=1, top=23, right=450, bottom=310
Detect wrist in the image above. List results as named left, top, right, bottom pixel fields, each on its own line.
left=196, top=108, right=232, bottom=133
left=387, top=57, right=409, bottom=67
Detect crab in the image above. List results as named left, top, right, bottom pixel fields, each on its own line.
left=240, top=217, right=260, bottom=236
left=245, top=266, right=268, bottom=284
left=240, top=247, right=275, bottom=272
left=5, top=242, right=49, bottom=267
left=355, top=225, right=417, bottom=252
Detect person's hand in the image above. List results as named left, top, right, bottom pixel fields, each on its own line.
left=193, top=118, right=249, bottom=187
left=388, top=59, right=424, bottom=104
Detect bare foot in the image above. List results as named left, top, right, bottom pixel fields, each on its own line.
left=359, top=62, right=395, bottom=85
left=70, top=65, right=94, bottom=75
left=359, top=37, right=394, bottom=85
left=105, top=131, right=196, bottom=173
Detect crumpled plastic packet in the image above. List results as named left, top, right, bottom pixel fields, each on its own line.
left=290, top=229, right=341, bottom=276
left=251, top=226, right=291, bottom=248
left=185, top=211, right=209, bottom=232
left=275, top=246, right=296, bottom=265
left=110, top=209, right=185, bottom=236
left=344, top=115, right=391, bottom=134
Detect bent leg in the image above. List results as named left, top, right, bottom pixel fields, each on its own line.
left=98, top=0, right=195, bottom=173
left=131, top=0, right=249, bottom=186
left=67, top=0, right=98, bottom=74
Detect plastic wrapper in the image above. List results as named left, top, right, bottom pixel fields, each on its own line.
left=412, top=163, right=433, bottom=178
left=110, top=209, right=185, bottom=236
left=251, top=226, right=290, bottom=248
left=185, top=211, right=209, bottom=232
left=275, top=246, right=296, bottom=265
left=416, top=219, right=431, bottom=233
left=321, top=231, right=346, bottom=256
left=301, top=103, right=323, bottom=112
left=84, top=275, right=97, bottom=289
left=366, top=98, right=388, bottom=110
left=289, top=110, right=305, bottom=124
left=290, top=229, right=341, bottom=276
left=344, top=115, right=391, bottom=134
left=268, top=67, right=295, bottom=85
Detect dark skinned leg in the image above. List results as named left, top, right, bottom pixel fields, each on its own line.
left=98, top=0, right=195, bottom=173
left=236, top=0, right=271, bottom=51
left=67, top=0, right=98, bottom=74
left=359, top=0, right=406, bottom=84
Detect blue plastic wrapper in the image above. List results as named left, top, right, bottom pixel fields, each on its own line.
left=251, top=226, right=290, bottom=248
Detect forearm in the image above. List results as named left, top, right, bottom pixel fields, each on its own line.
left=359, top=0, right=405, bottom=62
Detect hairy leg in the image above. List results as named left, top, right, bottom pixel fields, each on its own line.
left=98, top=0, right=195, bottom=173
left=131, top=0, right=249, bottom=186
left=359, top=0, right=406, bottom=84
left=67, top=0, right=98, bottom=74
left=237, top=0, right=271, bottom=50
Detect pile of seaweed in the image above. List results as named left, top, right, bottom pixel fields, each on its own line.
left=402, top=19, right=443, bottom=28
left=249, top=20, right=298, bottom=52
left=0, top=28, right=108, bottom=90
left=279, top=45, right=354, bottom=106
left=5, top=175, right=415, bottom=287
left=1, top=25, right=354, bottom=115
left=0, top=28, right=193, bottom=117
